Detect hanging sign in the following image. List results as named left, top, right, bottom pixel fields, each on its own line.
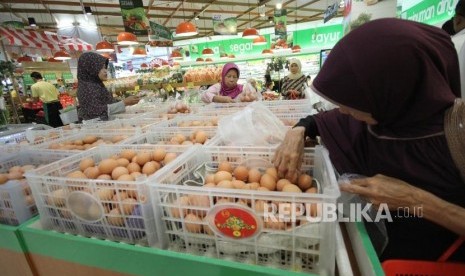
left=119, top=0, right=149, bottom=35
left=212, top=15, right=238, bottom=35
left=274, top=9, right=287, bottom=39
left=149, top=21, right=173, bottom=42
left=398, top=0, right=458, bottom=25
left=324, top=3, right=339, bottom=23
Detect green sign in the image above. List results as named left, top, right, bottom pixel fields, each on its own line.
left=149, top=21, right=173, bottom=41
left=213, top=16, right=237, bottom=35
left=399, top=0, right=458, bottom=25
left=119, top=0, right=149, bottom=35
left=294, top=24, right=343, bottom=49
left=189, top=34, right=271, bottom=58
left=44, top=73, right=57, bottom=84
left=62, top=72, right=74, bottom=84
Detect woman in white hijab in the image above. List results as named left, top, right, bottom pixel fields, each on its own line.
left=281, top=58, right=307, bottom=100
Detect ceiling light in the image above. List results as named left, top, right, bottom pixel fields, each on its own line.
left=95, top=41, right=115, bottom=53
left=53, top=50, right=71, bottom=60
left=339, top=0, right=345, bottom=8
left=175, top=22, right=198, bottom=37
left=132, top=47, right=147, bottom=57
left=84, top=6, right=92, bottom=15
left=276, top=2, right=282, bottom=9
left=117, top=32, right=138, bottom=45
left=202, top=48, right=214, bottom=56
left=242, top=28, right=260, bottom=39
left=28, top=17, right=36, bottom=27
left=253, top=36, right=267, bottom=45
left=291, top=45, right=301, bottom=53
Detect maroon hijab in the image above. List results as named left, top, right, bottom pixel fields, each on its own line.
left=311, top=19, right=465, bottom=261
left=220, top=63, right=243, bottom=99
left=313, top=18, right=460, bottom=138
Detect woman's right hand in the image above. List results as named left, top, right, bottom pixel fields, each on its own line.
left=273, top=126, right=306, bottom=183
left=213, top=95, right=234, bottom=103
left=123, top=96, right=140, bottom=106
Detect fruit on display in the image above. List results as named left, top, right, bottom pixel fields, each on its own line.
left=167, top=102, right=191, bottom=114
left=183, top=66, right=222, bottom=83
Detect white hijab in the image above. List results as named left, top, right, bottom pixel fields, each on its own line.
left=287, top=58, right=304, bottom=80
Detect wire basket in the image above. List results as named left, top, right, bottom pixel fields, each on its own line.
left=149, top=145, right=339, bottom=274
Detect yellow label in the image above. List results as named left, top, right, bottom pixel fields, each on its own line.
left=135, top=85, right=140, bottom=91
left=187, top=82, right=194, bottom=89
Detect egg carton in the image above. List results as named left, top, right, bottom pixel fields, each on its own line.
left=0, top=150, right=73, bottom=226
left=33, top=129, right=140, bottom=153
left=125, top=127, right=217, bottom=147
left=25, top=144, right=191, bottom=247
left=149, top=145, right=339, bottom=275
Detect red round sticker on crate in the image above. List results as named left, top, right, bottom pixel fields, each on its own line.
left=207, top=205, right=261, bottom=239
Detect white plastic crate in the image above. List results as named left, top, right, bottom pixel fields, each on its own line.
left=94, top=118, right=164, bottom=133
left=263, top=99, right=313, bottom=114
left=25, top=144, right=191, bottom=247
left=149, top=146, right=339, bottom=275
left=34, top=129, right=140, bottom=152
left=126, top=127, right=216, bottom=146
left=0, top=150, right=73, bottom=225
left=275, top=112, right=312, bottom=127
left=148, top=115, right=219, bottom=132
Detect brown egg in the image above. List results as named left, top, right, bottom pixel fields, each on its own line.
left=170, top=196, right=189, bottom=218
left=152, top=148, right=166, bottom=162
left=116, top=158, right=130, bottom=167
left=95, top=188, right=114, bottom=200
left=216, top=180, right=234, bottom=189
left=216, top=172, right=234, bottom=185
left=111, top=135, right=126, bottom=144
left=117, top=174, right=135, bottom=182
left=277, top=179, right=292, bottom=191
left=305, top=187, right=318, bottom=194
left=233, top=166, right=249, bottom=182
left=9, top=166, right=23, bottom=173
left=218, top=161, right=233, bottom=173
left=83, top=135, right=98, bottom=144
left=248, top=182, right=260, bottom=190
left=231, top=180, right=246, bottom=189
left=205, top=174, right=215, bottom=184
left=265, top=167, right=278, bottom=180
left=107, top=208, right=125, bottom=226
left=120, top=149, right=137, bottom=161
left=248, top=168, right=262, bottom=183
left=298, top=174, right=313, bottom=191
left=97, top=174, right=112, bottom=180
left=203, top=183, right=216, bottom=188
left=184, top=213, right=203, bottom=233
left=25, top=195, right=35, bottom=205
left=66, top=170, right=88, bottom=179
left=48, top=189, right=67, bottom=207
left=282, top=184, right=302, bottom=193
left=0, top=174, right=8, bottom=184
left=136, top=152, right=152, bottom=166
left=260, top=174, right=277, bottom=191
left=163, top=153, right=177, bottom=164
left=173, top=134, right=186, bottom=144
left=194, top=131, right=207, bottom=144
left=74, top=139, right=84, bottom=146
left=142, top=161, right=160, bottom=175
left=98, top=159, right=119, bottom=175
left=112, top=167, right=129, bottom=180
left=113, top=191, right=129, bottom=201
left=130, top=172, right=142, bottom=179
left=127, top=162, right=141, bottom=173
left=121, top=198, right=137, bottom=215
left=7, top=171, right=23, bottom=180
left=236, top=199, right=249, bottom=206
left=84, top=166, right=100, bottom=179
left=203, top=223, right=215, bottom=235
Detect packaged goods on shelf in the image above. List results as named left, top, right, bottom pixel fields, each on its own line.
left=25, top=144, right=191, bottom=247
left=149, top=146, right=339, bottom=275
left=0, top=150, right=73, bottom=226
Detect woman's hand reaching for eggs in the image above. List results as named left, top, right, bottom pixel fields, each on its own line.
left=273, top=126, right=305, bottom=183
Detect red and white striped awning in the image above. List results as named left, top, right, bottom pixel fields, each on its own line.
left=0, top=27, right=93, bottom=51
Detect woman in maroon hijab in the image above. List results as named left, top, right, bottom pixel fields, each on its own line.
left=274, top=18, right=465, bottom=261
left=201, top=63, right=243, bottom=103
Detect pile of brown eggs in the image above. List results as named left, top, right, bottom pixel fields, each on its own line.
left=48, top=135, right=128, bottom=151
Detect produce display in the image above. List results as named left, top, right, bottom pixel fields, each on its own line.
left=183, top=66, right=222, bottom=83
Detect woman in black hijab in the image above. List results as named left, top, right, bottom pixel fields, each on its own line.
left=77, top=52, right=139, bottom=120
